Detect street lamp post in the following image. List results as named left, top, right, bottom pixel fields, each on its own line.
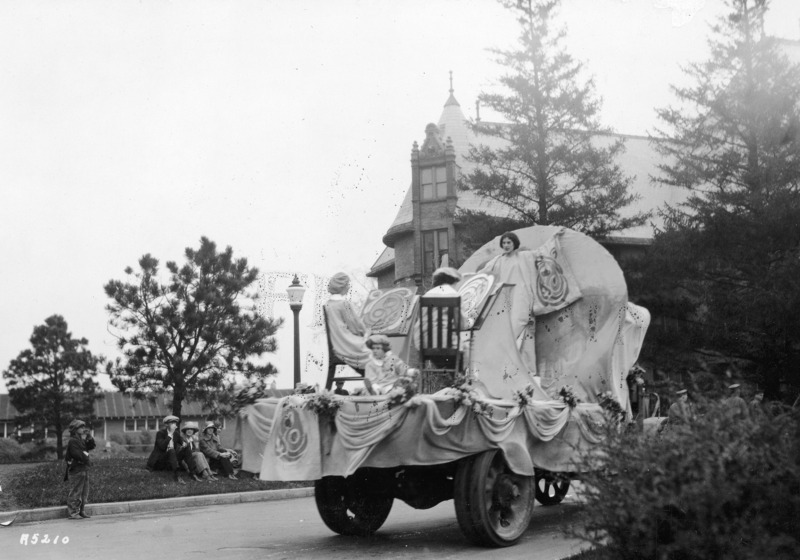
left=286, top=275, right=307, bottom=388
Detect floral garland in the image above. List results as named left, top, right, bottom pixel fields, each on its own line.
left=302, top=390, right=342, bottom=417
left=513, top=384, right=537, bottom=407
left=231, top=378, right=275, bottom=415
left=559, top=385, right=581, bottom=408
left=387, top=369, right=420, bottom=407
left=596, top=391, right=625, bottom=423
left=451, top=374, right=493, bottom=417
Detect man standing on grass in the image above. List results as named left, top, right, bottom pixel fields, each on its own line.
left=65, top=419, right=96, bottom=520
left=147, top=415, right=197, bottom=485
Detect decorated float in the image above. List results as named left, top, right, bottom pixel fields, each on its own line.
left=236, top=225, right=649, bottom=547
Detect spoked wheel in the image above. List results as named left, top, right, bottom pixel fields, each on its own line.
left=314, top=476, right=394, bottom=537
left=534, top=469, right=570, bottom=506
left=454, top=450, right=535, bottom=547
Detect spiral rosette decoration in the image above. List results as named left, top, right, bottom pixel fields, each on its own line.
left=274, top=408, right=308, bottom=463
left=535, top=252, right=569, bottom=307
left=361, top=287, right=417, bottom=334
left=457, top=273, right=494, bottom=329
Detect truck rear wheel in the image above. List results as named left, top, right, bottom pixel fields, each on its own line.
left=454, top=450, right=535, bottom=547
left=534, top=469, right=570, bottom=506
left=314, top=476, right=393, bottom=537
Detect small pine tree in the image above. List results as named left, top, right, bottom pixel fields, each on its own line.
left=104, top=237, right=283, bottom=418
left=3, top=315, right=103, bottom=459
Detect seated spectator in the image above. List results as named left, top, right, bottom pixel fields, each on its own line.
left=199, top=422, right=237, bottom=480
left=180, top=422, right=217, bottom=482
left=364, top=334, right=408, bottom=395
left=333, top=381, right=350, bottom=396
left=146, top=415, right=197, bottom=484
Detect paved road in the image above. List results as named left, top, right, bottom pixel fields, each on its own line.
left=1, top=494, right=589, bottom=560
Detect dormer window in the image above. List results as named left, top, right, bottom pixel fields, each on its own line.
left=421, top=166, right=447, bottom=200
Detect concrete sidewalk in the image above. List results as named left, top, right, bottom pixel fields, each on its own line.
left=0, top=486, right=315, bottom=525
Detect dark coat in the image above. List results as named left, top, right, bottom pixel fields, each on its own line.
left=146, top=427, right=186, bottom=469
left=65, top=433, right=96, bottom=479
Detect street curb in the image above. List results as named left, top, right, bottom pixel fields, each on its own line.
left=1, top=487, right=315, bottom=525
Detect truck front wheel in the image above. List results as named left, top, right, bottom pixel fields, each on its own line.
left=314, top=476, right=393, bottom=537
left=453, top=450, right=535, bottom=547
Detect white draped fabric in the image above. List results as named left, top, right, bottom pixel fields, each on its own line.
left=237, top=393, right=609, bottom=480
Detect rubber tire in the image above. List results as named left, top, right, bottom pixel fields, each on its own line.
left=454, top=450, right=535, bottom=547
left=534, top=470, right=570, bottom=506
left=314, top=476, right=394, bottom=537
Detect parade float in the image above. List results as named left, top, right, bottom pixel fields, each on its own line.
left=236, top=225, right=650, bottom=547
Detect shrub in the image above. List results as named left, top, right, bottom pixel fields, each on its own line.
left=139, top=430, right=154, bottom=453
left=20, top=444, right=57, bottom=462
left=0, top=437, right=26, bottom=463
left=92, top=437, right=135, bottom=459
left=123, top=432, right=141, bottom=452
left=108, top=433, right=125, bottom=446
left=573, top=400, right=800, bottom=560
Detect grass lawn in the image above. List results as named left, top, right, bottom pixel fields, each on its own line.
left=0, top=457, right=311, bottom=511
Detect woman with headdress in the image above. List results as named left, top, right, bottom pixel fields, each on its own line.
left=323, top=272, right=371, bottom=370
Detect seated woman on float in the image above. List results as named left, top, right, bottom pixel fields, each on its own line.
left=363, top=334, right=408, bottom=395
left=323, top=272, right=371, bottom=370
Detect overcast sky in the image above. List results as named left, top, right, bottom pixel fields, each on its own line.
left=1, top=0, right=799, bottom=392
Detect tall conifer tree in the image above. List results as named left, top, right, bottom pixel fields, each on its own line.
left=648, top=0, right=800, bottom=395
left=461, top=0, right=647, bottom=236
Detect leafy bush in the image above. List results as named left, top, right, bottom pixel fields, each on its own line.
left=108, top=433, right=125, bottom=446
left=573, top=400, right=800, bottom=560
left=92, top=437, right=135, bottom=458
left=139, top=430, right=154, bottom=453
left=123, top=432, right=141, bottom=453
left=0, top=438, right=26, bottom=463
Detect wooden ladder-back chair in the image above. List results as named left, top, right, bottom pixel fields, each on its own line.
left=418, top=295, right=462, bottom=393
left=323, top=306, right=365, bottom=390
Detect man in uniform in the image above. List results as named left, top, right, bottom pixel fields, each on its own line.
left=724, top=383, right=749, bottom=419
left=668, top=389, right=695, bottom=426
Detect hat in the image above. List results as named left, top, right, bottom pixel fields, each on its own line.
left=163, top=415, right=180, bottom=425
left=68, top=419, right=86, bottom=433
left=728, top=383, right=741, bottom=390
left=203, top=422, right=218, bottom=433
left=675, top=389, right=688, bottom=395
left=327, top=272, right=350, bottom=295
left=181, top=421, right=200, bottom=434
left=365, top=333, right=391, bottom=348
left=432, top=267, right=462, bottom=284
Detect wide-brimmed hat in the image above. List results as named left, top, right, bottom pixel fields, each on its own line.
left=68, top=419, right=86, bottom=433
left=203, top=422, right=218, bottom=433
left=675, top=389, right=688, bottom=396
left=163, top=415, right=180, bottom=425
left=181, top=421, right=200, bottom=434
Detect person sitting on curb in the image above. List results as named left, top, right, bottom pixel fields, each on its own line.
left=199, top=422, right=238, bottom=480
left=64, top=419, right=96, bottom=520
left=146, top=415, right=197, bottom=484
left=180, top=421, right=217, bottom=482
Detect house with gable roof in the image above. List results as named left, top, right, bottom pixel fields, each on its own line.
left=367, top=80, right=687, bottom=290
